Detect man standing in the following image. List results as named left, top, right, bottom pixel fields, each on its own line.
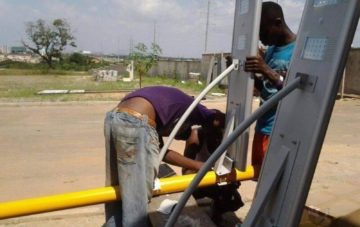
left=244, top=1, right=296, bottom=176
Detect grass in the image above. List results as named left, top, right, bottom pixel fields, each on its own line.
left=0, top=68, right=88, bottom=76
left=0, top=69, right=225, bottom=102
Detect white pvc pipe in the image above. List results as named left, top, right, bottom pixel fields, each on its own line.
left=158, top=62, right=236, bottom=162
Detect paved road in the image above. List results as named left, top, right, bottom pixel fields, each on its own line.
left=0, top=97, right=359, bottom=226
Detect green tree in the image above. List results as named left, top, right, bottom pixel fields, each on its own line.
left=129, top=42, right=162, bottom=87
left=68, top=52, right=90, bottom=65
left=22, top=19, right=76, bottom=68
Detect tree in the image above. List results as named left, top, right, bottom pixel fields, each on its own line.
left=68, top=52, right=90, bottom=65
left=22, top=19, right=76, bottom=68
left=129, top=42, right=162, bottom=87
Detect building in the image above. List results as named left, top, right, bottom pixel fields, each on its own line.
left=10, top=46, right=27, bottom=54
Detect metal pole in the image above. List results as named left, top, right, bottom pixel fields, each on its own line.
left=341, top=68, right=346, bottom=99
left=204, top=0, right=210, bottom=53
left=153, top=20, right=157, bottom=45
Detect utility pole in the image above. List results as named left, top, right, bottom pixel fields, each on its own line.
left=153, top=20, right=157, bottom=45
left=129, top=38, right=133, bottom=55
left=118, top=37, right=121, bottom=62
left=204, top=0, right=210, bottom=53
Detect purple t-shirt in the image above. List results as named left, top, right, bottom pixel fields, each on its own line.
left=122, top=86, right=215, bottom=135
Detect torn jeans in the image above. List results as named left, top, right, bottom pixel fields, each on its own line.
left=104, top=111, right=159, bottom=227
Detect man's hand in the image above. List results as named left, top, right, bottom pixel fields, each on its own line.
left=245, top=54, right=283, bottom=86
left=244, top=55, right=271, bottom=75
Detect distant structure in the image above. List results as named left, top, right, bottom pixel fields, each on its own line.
left=93, top=70, right=118, bottom=82
left=202, top=52, right=231, bottom=88
left=81, top=50, right=92, bottom=55
left=0, top=45, right=39, bottom=63
left=123, top=60, right=134, bottom=82
left=0, top=45, right=9, bottom=54
left=10, top=46, right=27, bottom=54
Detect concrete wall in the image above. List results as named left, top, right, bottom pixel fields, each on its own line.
left=201, top=53, right=231, bottom=80
left=148, top=58, right=201, bottom=80
left=147, top=53, right=231, bottom=82
left=345, top=48, right=360, bottom=95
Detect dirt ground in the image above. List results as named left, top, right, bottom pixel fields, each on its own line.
left=0, top=96, right=359, bottom=226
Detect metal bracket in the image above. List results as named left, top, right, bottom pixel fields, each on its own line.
left=215, top=109, right=236, bottom=176
left=296, top=72, right=318, bottom=92
left=233, top=59, right=240, bottom=70
left=216, top=168, right=238, bottom=186
left=215, top=156, right=233, bottom=176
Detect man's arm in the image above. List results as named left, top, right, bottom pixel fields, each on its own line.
left=254, top=75, right=264, bottom=92
left=163, top=149, right=203, bottom=171
left=244, top=55, right=284, bottom=88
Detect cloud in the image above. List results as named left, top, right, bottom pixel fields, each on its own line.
left=0, top=0, right=358, bottom=58
left=282, top=0, right=306, bottom=32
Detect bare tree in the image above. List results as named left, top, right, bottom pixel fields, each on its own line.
left=22, top=19, right=76, bottom=68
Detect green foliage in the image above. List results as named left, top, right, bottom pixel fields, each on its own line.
left=0, top=59, right=49, bottom=70
left=129, top=42, right=162, bottom=87
left=0, top=55, right=110, bottom=72
left=22, top=18, right=76, bottom=68
left=58, top=53, right=109, bottom=71
left=68, top=52, right=90, bottom=65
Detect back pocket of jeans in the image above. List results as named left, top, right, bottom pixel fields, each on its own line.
left=115, top=136, right=138, bottom=164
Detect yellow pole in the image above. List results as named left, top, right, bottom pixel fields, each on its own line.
left=0, top=166, right=254, bottom=219
left=154, top=165, right=254, bottom=195
left=0, top=186, right=118, bottom=220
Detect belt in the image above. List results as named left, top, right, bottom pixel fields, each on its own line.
left=116, top=107, right=156, bottom=128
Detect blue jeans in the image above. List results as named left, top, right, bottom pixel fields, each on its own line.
left=104, top=111, right=159, bottom=227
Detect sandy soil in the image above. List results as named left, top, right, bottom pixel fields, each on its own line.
left=0, top=96, right=359, bottom=226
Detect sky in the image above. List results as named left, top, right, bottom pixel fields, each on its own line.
left=0, top=0, right=359, bottom=58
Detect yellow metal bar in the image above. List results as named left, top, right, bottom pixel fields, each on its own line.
left=0, top=186, right=119, bottom=220
left=0, top=166, right=254, bottom=219
left=154, top=165, right=254, bottom=195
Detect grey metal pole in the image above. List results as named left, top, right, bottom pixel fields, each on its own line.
left=165, top=76, right=302, bottom=227
left=341, top=68, right=346, bottom=99
left=153, top=20, right=157, bottom=45
left=204, top=0, right=210, bottom=53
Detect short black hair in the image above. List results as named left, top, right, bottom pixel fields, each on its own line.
left=204, top=109, right=225, bottom=129
left=262, top=1, right=284, bottom=21
left=201, top=109, right=225, bottom=152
